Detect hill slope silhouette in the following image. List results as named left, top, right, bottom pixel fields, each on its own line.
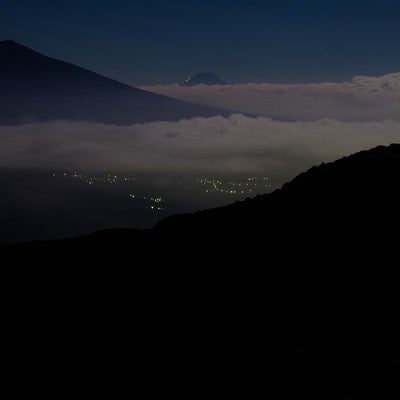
left=1, top=144, right=400, bottom=399
left=0, top=40, right=232, bottom=124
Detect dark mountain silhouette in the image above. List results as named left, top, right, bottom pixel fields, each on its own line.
left=0, top=40, right=232, bottom=124
left=1, top=144, right=400, bottom=399
left=181, top=72, right=227, bottom=86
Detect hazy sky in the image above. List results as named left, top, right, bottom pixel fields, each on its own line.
left=2, top=0, right=400, bottom=85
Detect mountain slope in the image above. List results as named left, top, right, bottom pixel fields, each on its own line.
left=3, top=143, right=400, bottom=268
left=0, top=40, right=232, bottom=124
left=1, top=144, right=400, bottom=399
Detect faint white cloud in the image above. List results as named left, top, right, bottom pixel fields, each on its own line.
left=1, top=116, right=399, bottom=186
left=142, top=72, right=400, bottom=121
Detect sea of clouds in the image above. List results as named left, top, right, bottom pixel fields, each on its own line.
left=142, top=72, right=400, bottom=121
left=1, top=71, right=400, bottom=186
left=1, top=115, right=400, bottom=186
left=2, top=73, right=400, bottom=242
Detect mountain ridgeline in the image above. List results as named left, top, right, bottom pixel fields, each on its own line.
left=4, top=142, right=398, bottom=270
left=2, top=144, right=400, bottom=399
left=0, top=40, right=232, bottom=124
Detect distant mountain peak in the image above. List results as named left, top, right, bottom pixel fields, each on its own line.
left=0, top=39, right=43, bottom=60
left=0, top=39, right=19, bottom=45
left=180, top=72, right=227, bottom=86
left=0, top=42, right=233, bottom=124
left=0, top=40, right=29, bottom=49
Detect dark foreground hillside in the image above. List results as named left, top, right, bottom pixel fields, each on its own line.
left=2, top=144, right=400, bottom=399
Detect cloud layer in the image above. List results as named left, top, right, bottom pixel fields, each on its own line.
left=2, top=73, right=400, bottom=243
left=1, top=115, right=400, bottom=185
left=142, top=73, right=400, bottom=121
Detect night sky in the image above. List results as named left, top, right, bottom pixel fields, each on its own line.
left=2, top=0, right=400, bottom=85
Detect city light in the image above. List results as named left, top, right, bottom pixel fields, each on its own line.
left=51, top=171, right=273, bottom=213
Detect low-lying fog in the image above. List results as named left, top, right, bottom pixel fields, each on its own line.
left=1, top=115, right=399, bottom=244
